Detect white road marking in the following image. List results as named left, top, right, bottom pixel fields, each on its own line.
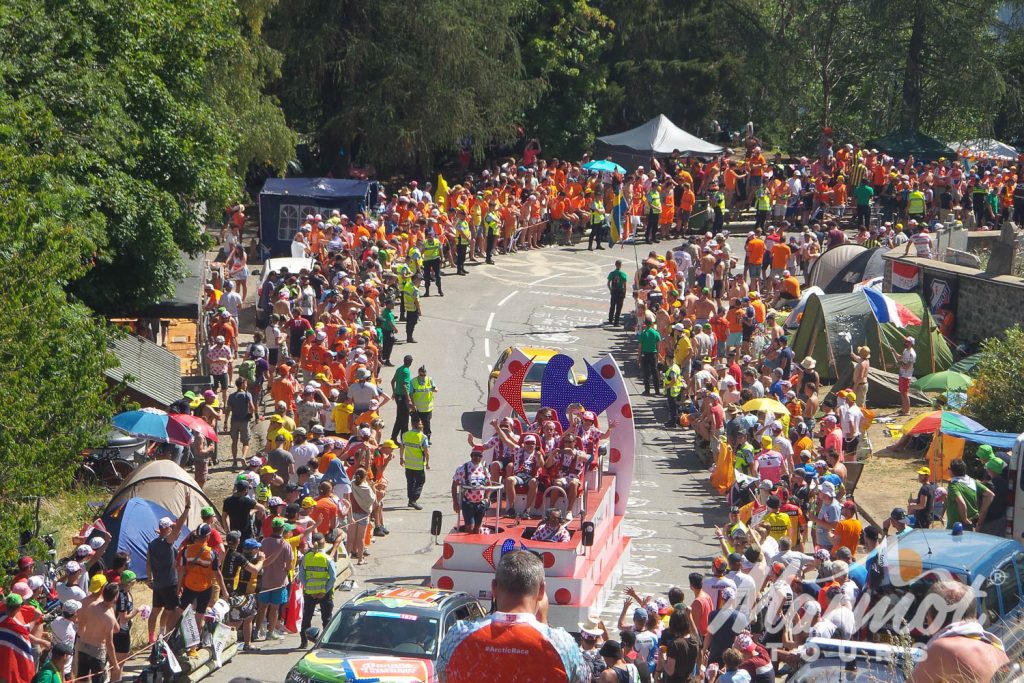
left=484, top=338, right=491, bottom=358
left=532, top=273, right=564, bottom=285
left=485, top=312, right=495, bottom=332
left=497, top=290, right=519, bottom=307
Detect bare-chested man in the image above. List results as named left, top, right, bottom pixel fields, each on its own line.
left=76, top=582, right=122, bottom=683
left=850, top=346, right=871, bottom=407
left=698, top=247, right=717, bottom=291
left=693, top=289, right=718, bottom=326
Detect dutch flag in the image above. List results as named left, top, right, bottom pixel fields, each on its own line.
left=863, top=288, right=922, bottom=328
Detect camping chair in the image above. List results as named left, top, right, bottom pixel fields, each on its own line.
left=843, top=461, right=865, bottom=511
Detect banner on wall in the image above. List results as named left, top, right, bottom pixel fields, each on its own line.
left=891, top=261, right=921, bottom=292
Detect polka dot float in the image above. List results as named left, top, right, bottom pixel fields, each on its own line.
left=442, top=543, right=454, bottom=560
left=543, top=552, right=556, bottom=569
left=508, top=360, right=524, bottom=375
left=609, top=448, right=621, bottom=464
left=487, top=396, right=500, bottom=412
left=600, top=364, right=616, bottom=379
left=621, top=404, right=633, bottom=420
left=554, top=588, right=572, bottom=605
left=437, top=576, right=454, bottom=590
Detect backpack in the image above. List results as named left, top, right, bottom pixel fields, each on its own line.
left=238, top=359, right=257, bottom=383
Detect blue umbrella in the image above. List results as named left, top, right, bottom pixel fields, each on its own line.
left=112, top=408, right=193, bottom=445
left=582, top=159, right=626, bottom=174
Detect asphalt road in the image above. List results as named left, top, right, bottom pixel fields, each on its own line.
left=207, top=240, right=731, bottom=681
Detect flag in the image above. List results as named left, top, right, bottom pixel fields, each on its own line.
left=891, top=261, right=920, bottom=292
left=435, top=174, right=450, bottom=208
left=610, top=185, right=629, bottom=244
left=0, top=615, right=35, bottom=683
left=863, top=288, right=922, bottom=328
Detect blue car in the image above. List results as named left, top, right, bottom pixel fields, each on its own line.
left=853, top=529, right=1024, bottom=644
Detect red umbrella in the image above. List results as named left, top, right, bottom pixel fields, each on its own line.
left=169, top=413, right=219, bottom=442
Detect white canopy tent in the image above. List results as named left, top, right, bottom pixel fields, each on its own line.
left=950, top=138, right=1019, bottom=160
left=595, top=115, right=724, bottom=169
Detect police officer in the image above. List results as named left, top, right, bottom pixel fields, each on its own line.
left=400, top=414, right=430, bottom=510
left=711, top=183, right=726, bottom=232
left=421, top=229, right=444, bottom=297
left=645, top=181, right=662, bottom=244
left=587, top=192, right=607, bottom=251
left=455, top=208, right=472, bottom=275
left=662, top=360, right=683, bottom=427
left=409, top=365, right=438, bottom=437
left=298, top=532, right=336, bottom=648
left=402, top=273, right=423, bottom=343
left=484, top=202, right=501, bottom=265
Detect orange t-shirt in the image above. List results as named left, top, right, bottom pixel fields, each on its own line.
left=833, top=518, right=862, bottom=558
left=750, top=154, right=767, bottom=176
left=770, top=243, right=791, bottom=270
left=726, top=307, right=743, bottom=333
left=680, top=189, right=696, bottom=211
left=746, top=238, right=766, bottom=265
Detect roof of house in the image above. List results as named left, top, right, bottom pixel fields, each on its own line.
left=105, top=334, right=182, bottom=407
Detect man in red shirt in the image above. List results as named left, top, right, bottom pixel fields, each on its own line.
left=688, top=572, right=713, bottom=641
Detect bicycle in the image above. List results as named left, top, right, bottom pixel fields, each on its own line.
left=76, top=446, right=137, bottom=489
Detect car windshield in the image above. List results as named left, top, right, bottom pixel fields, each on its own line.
left=321, top=608, right=440, bottom=659
left=791, top=659, right=907, bottom=683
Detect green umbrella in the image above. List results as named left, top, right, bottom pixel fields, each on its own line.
left=910, top=370, right=974, bottom=393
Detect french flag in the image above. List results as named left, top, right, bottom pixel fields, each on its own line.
left=864, top=288, right=922, bottom=328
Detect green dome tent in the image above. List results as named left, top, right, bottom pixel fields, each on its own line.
left=789, top=291, right=952, bottom=383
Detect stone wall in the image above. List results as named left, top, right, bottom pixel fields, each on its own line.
left=883, top=254, right=1024, bottom=346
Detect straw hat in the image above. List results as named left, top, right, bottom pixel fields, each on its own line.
left=578, top=616, right=604, bottom=638
left=800, top=357, right=817, bottom=370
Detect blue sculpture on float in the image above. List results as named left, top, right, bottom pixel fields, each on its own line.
left=540, top=354, right=617, bottom=428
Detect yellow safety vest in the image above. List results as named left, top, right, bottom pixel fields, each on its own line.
left=663, top=364, right=682, bottom=397
left=456, top=220, right=472, bottom=245
left=648, top=190, right=662, bottom=214
left=484, top=212, right=500, bottom=236
left=590, top=201, right=605, bottom=225
left=402, top=430, right=427, bottom=470
left=401, top=281, right=419, bottom=312
left=714, top=191, right=726, bottom=210
left=410, top=376, right=435, bottom=412
left=422, top=238, right=441, bottom=261
left=907, top=190, right=925, bottom=214
left=302, top=551, right=332, bottom=596
left=756, top=191, right=771, bottom=211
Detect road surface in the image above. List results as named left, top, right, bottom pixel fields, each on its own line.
left=207, top=241, right=728, bottom=681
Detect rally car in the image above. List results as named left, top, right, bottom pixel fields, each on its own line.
left=285, top=586, right=484, bottom=683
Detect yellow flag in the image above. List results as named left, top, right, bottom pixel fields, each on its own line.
left=436, top=173, right=450, bottom=207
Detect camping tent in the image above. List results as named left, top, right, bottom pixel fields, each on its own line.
left=258, top=178, right=370, bottom=255
left=864, top=130, right=955, bottom=162
left=594, top=115, right=724, bottom=169
left=790, top=291, right=952, bottom=383
left=807, top=246, right=886, bottom=294
left=100, top=460, right=215, bottom=579
left=951, top=139, right=1018, bottom=160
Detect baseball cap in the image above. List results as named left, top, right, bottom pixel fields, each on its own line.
left=157, top=517, right=174, bottom=532
left=61, top=600, right=82, bottom=616
left=301, top=496, right=316, bottom=509
left=17, top=557, right=33, bottom=570
left=200, top=506, right=215, bottom=518
left=243, top=539, right=261, bottom=550
left=268, top=496, right=285, bottom=507
left=89, top=574, right=107, bottom=593
left=26, top=576, right=43, bottom=591
left=819, top=482, right=836, bottom=497
left=4, top=595, right=23, bottom=608
left=121, top=570, right=137, bottom=583
left=712, top=556, right=728, bottom=572
left=271, top=517, right=287, bottom=529
left=259, top=465, right=278, bottom=474
left=75, top=544, right=94, bottom=558
left=51, top=642, right=74, bottom=658
left=890, top=507, right=910, bottom=523
left=196, top=523, right=212, bottom=537
left=89, top=537, right=105, bottom=550
left=917, top=466, right=931, bottom=476
left=65, top=560, right=82, bottom=574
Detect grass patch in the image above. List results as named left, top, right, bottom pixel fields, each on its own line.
left=37, top=485, right=109, bottom=558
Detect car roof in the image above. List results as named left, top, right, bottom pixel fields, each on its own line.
left=345, top=586, right=473, bottom=613
left=503, top=346, right=559, bottom=361
left=879, top=530, right=1023, bottom=578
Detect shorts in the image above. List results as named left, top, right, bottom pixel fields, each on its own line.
left=898, top=376, right=911, bottom=393
left=460, top=501, right=487, bottom=528
left=745, top=263, right=762, bottom=278
left=113, top=625, right=132, bottom=654
left=152, top=585, right=180, bottom=610
left=229, top=594, right=257, bottom=621
left=726, top=332, right=743, bottom=348
left=180, top=586, right=214, bottom=614
left=553, top=476, right=579, bottom=490
left=212, top=373, right=229, bottom=391
left=230, top=420, right=251, bottom=444
left=513, top=472, right=533, bottom=487
left=770, top=267, right=785, bottom=279
left=258, top=586, right=289, bottom=605
left=353, top=511, right=370, bottom=527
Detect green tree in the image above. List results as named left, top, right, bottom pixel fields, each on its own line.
left=520, top=0, right=615, bottom=158
left=267, top=0, right=537, bottom=174
left=0, top=0, right=294, bottom=313
left=965, top=326, right=1024, bottom=433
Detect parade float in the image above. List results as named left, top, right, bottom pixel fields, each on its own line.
left=430, top=348, right=635, bottom=631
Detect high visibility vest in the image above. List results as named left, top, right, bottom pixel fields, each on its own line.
left=182, top=544, right=215, bottom=592
left=401, top=281, right=418, bottom=312
left=302, top=551, right=332, bottom=596
left=590, top=201, right=605, bottom=225
left=255, top=482, right=272, bottom=504
left=714, top=191, right=726, bottom=211
left=422, top=238, right=441, bottom=261
left=647, top=190, right=662, bottom=214
left=756, top=191, right=771, bottom=211
left=972, top=185, right=988, bottom=197
left=410, top=375, right=435, bottom=412
left=907, top=190, right=925, bottom=214
left=663, top=364, right=682, bottom=397
left=484, top=212, right=500, bottom=236
left=402, top=430, right=427, bottom=470
left=456, top=220, right=472, bottom=245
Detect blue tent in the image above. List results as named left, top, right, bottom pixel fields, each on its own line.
left=258, top=178, right=371, bottom=255
left=102, top=498, right=190, bottom=579
left=941, top=428, right=1019, bottom=451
